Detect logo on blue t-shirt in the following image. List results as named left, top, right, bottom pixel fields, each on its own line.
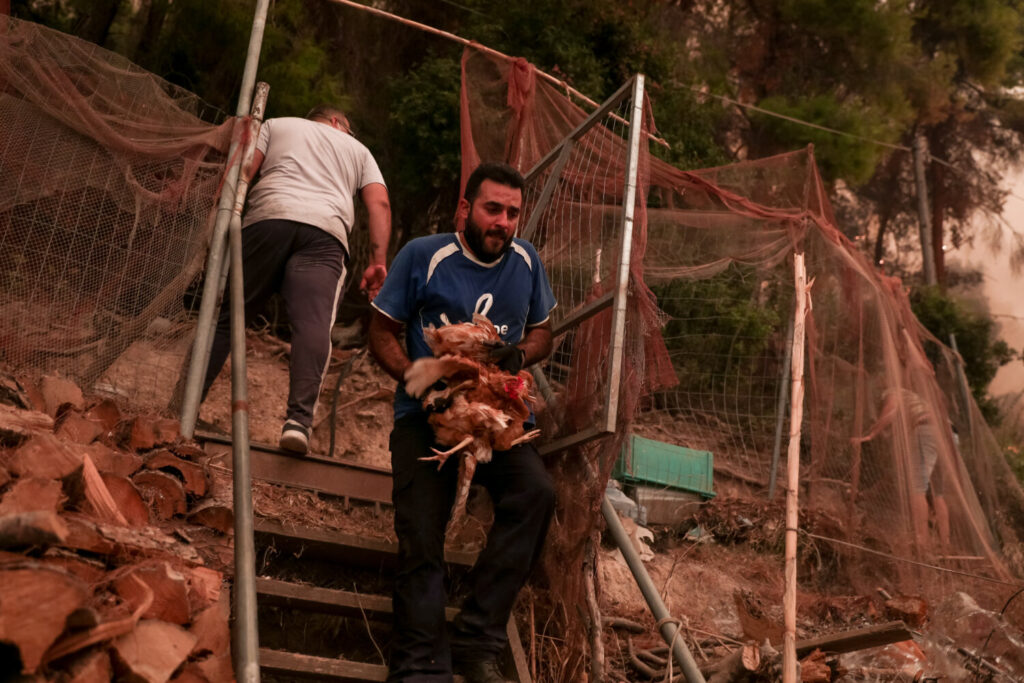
left=372, top=233, right=556, bottom=420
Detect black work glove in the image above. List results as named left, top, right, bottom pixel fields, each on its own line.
left=488, top=342, right=526, bottom=373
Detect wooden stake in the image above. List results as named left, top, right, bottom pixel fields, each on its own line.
left=783, top=252, right=809, bottom=683
left=0, top=476, right=64, bottom=516
left=0, top=510, right=69, bottom=547
left=186, top=498, right=234, bottom=535
left=99, top=474, right=150, bottom=527
left=144, top=450, right=209, bottom=496
left=110, top=619, right=198, bottom=683
left=113, top=562, right=192, bottom=624
left=8, top=433, right=84, bottom=479
left=132, top=470, right=187, bottom=519
left=189, top=591, right=231, bottom=658
left=44, top=575, right=153, bottom=664
left=66, top=648, right=112, bottom=683
left=86, top=445, right=142, bottom=479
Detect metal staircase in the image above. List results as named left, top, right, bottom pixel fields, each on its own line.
left=197, top=434, right=531, bottom=682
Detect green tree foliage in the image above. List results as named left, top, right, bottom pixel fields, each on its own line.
left=136, top=0, right=346, bottom=118
left=850, top=0, right=1024, bottom=282
left=681, top=0, right=919, bottom=181
left=14, top=0, right=346, bottom=118
left=380, top=0, right=729, bottom=239
left=254, top=0, right=349, bottom=117
left=133, top=0, right=250, bottom=111
left=11, top=0, right=79, bottom=34
left=385, top=54, right=463, bottom=236
left=669, top=0, right=1024, bottom=285
left=914, top=0, right=1023, bottom=88
left=651, top=265, right=786, bottom=422
left=751, top=94, right=897, bottom=184
left=910, top=286, right=1018, bottom=421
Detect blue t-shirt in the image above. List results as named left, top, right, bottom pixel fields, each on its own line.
left=372, top=233, right=557, bottom=419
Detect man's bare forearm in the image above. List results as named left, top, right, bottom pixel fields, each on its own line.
left=519, top=323, right=553, bottom=367
left=368, top=312, right=409, bottom=382
left=362, top=184, right=391, bottom=266
left=368, top=209, right=390, bottom=266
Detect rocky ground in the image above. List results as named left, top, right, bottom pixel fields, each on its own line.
left=191, top=331, right=1024, bottom=681
left=4, top=329, right=1017, bottom=681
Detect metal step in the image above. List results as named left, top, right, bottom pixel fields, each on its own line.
left=255, top=576, right=459, bottom=621
left=256, top=575, right=530, bottom=682
left=260, top=648, right=388, bottom=682
left=205, top=439, right=532, bottom=682
left=198, top=432, right=393, bottom=504
left=253, top=517, right=479, bottom=569
left=260, top=649, right=472, bottom=683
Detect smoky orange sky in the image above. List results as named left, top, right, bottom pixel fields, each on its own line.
left=949, top=175, right=1024, bottom=397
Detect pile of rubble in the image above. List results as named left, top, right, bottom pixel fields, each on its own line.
left=0, top=372, right=233, bottom=682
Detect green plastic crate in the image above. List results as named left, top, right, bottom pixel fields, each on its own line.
left=613, top=434, right=715, bottom=498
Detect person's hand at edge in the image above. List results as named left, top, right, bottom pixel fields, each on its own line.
left=360, top=264, right=387, bottom=300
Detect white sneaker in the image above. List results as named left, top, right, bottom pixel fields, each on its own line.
left=279, top=420, right=309, bottom=454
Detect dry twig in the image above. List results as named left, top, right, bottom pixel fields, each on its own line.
left=353, top=581, right=386, bottom=665
left=584, top=536, right=605, bottom=683
left=529, top=592, right=537, bottom=683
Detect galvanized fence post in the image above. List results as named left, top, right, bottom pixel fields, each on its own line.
left=228, top=81, right=269, bottom=683
left=176, top=0, right=272, bottom=680
left=601, top=496, right=706, bottom=682
left=604, top=74, right=645, bottom=433
left=179, top=0, right=272, bottom=440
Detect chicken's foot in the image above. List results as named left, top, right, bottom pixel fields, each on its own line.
left=420, top=435, right=474, bottom=469
left=509, top=429, right=541, bottom=446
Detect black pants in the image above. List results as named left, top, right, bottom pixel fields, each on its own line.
left=387, top=414, right=556, bottom=683
left=202, top=219, right=347, bottom=428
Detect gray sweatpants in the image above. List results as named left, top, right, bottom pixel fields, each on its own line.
left=202, top=219, right=347, bottom=429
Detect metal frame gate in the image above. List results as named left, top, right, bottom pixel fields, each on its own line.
left=519, top=75, right=646, bottom=455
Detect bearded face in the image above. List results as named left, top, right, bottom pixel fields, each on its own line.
left=463, top=212, right=514, bottom=262
left=458, top=179, right=522, bottom=263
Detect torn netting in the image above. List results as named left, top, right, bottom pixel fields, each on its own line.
left=459, top=43, right=1022, bottom=680
left=1, top=17, right=237, bottom=408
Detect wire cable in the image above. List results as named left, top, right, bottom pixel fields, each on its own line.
left=804, top=532, right=1024, bottom=587
left=689, top=86, right=909, bottom=152
left=691, top=85, right=1024, bottom=194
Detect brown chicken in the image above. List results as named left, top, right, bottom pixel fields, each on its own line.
left=418, top=314, right=540, bottom=531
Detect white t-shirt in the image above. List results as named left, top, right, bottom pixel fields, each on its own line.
left=243, top=117, right=386, bottom=255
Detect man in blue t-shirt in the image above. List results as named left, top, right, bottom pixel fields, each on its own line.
left=369, top=163, right=556, bottom=683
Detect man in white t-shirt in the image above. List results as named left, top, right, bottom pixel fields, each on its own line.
left=202, top=105, right=391, bottom=454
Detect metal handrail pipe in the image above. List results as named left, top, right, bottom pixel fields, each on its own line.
left=179, top=0, right=272, bottom=439
left=601, top=496, right=706, bottom=683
